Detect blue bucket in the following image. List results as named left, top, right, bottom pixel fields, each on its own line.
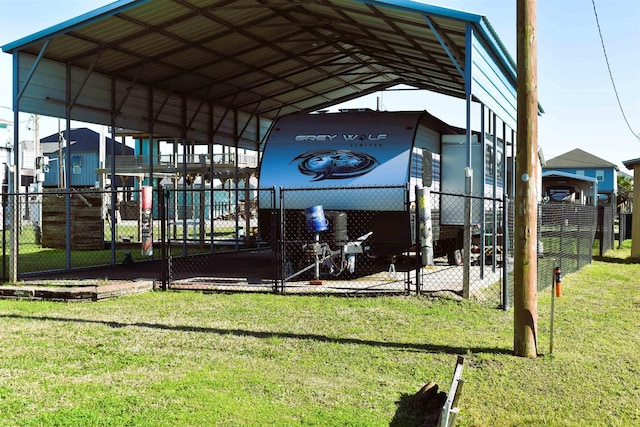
left=305, top=205, right=328, bottom=233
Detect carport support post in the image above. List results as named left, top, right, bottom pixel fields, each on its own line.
left=463, top=172, right=472, bottom=300
left=65, top=66, right=72, bottom=270
left=9, top=52, right=19, bottom=283
left=629, top=163, right=640, bottom=258
left=514, top=0, right=539, bottom=358
left=462, top=23, right=473, bottom=300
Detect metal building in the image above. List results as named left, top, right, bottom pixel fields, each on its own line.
left=1, top=0, right=543, bottom=281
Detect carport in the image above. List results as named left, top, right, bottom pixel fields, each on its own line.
left=2, top=0, right=542, bottom=282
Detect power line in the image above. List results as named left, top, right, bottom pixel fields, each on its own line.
left=591, top=0, right=640, bottom=141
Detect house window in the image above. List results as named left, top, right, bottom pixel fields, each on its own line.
left=596, top=170, right=604, bottom=182
left=575, top=170, right=585, bottom=176
left=72, top=155, right=82, bottom=175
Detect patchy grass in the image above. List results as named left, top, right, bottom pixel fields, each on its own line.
left=0, top=248, right=638, bottom=426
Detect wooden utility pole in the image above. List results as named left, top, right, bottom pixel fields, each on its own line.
left=514, top=0, right=539, bottom=358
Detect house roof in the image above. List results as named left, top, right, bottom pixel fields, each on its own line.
left=622, top=158, right=640, bottom=170
left=544, top=148, right=618, bottom=171
left=40, top=128, right=133, bottom=155
left=2, top=0, right=541, bottom=150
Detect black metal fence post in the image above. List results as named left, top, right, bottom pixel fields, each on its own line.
left=502, top=194, right=510, bottom=311
left=2, top=192, right=6, bottom=283
left=414, top=185, right=421, bottom=295
left=279, top=187, right=286, bottom=294
left=269, top=186, right=279, bottom=294
left=160, top=187, right=168, bottom=290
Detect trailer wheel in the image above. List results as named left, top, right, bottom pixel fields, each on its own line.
left=447, top=249, right=463, bottom=266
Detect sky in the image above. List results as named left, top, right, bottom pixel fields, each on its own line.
left=1, top=0, right=639, bottom=172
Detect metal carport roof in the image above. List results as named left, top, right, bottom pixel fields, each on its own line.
left=2, top=0, right=541, bottom=152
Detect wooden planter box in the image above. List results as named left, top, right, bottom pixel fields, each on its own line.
left=41, top=190, right=104, bottom=250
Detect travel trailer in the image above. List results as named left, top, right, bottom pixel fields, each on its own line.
left=258, top=110, right=504, bottom=272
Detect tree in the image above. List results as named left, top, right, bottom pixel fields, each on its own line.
left=618, top=175, right=633, bottom=193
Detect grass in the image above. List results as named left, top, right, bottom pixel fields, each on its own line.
left=12, top=224, right=250, bottom=273
left=0, top=245, right=639, bottom=426
left=16, top=245, right=213, bottom=273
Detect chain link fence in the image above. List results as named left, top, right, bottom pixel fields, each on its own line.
left=251, top=185, right=507, bottom=304
left=501, top=202, right=599, bottom=309
left=595, top=204, right=616, bottom=256
left=276, top=185, right=412, bottom=295
left=1, top=188, right=155, bottom=277
left=618, top=212, right=632, bottom=249
left=2, top=186, right=606, bottom=310
left=0, top=192, right=13, bottom=282
left=537, top=203, right=598, bottom=287
left=1, top=186, right=271, bottom=284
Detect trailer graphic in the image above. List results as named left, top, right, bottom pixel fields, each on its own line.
left=291, top=149, right=379, bottom=181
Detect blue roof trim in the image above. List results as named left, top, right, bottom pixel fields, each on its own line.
left=1, top=0, right=149, bottom=53
left=464, top=23, right=473, bottom=96
left=364, top=0, right=482, bottom=23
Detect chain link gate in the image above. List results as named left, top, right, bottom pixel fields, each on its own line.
left=162, top=186, right=278, bottom=293
left=275, top=185, right=413, bottom=295
left=418, top=190, right=508, bottom=306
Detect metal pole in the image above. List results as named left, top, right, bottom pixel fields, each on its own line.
left=502, top=122, right=509, bottom=311
left=181, top=97, right=188, bottom=256
left=550, top=265, right=555, bottom=354
left=271, top=186, right=279, bottom=293
left=110, top=78, right=117, bottom=265
left=462, top=23, right=474, bottom=300
left=208, top=101, right=215, bottom=253
left=480, top=106, right=486, bottom=280
left=9, top=52, right=19, bottom=283
left=65, top=65, right=72, bottom=270
left=234, top=111, right=240, bottom=252
left=279, top=187, right=286, bottom=293
left=492, top=113, right=498, bottom=272
left=2, top=196, right=7, bottom=282
left=514, top=0, right=539, bottom=358
left=502, top=194, right=510, bottom=311
left=511, top=129, right=516, bottom=198
left=160, top=187, right=167, bottom=290
left=415, top=185, right=421, bottom=295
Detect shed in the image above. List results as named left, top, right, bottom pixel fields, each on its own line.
left=544, top=149, right=618, bottom=204
left=542, top=170, right=598, bottom=206
left=40, top=128, right=134, bottom=188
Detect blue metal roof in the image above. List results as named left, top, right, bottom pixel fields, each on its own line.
left=2, top=0, right=538, bottom=146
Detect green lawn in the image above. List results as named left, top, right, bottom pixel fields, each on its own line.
left=13, top=223, right=247, bottom=273
left=0, top=244, right=638, bottom=426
